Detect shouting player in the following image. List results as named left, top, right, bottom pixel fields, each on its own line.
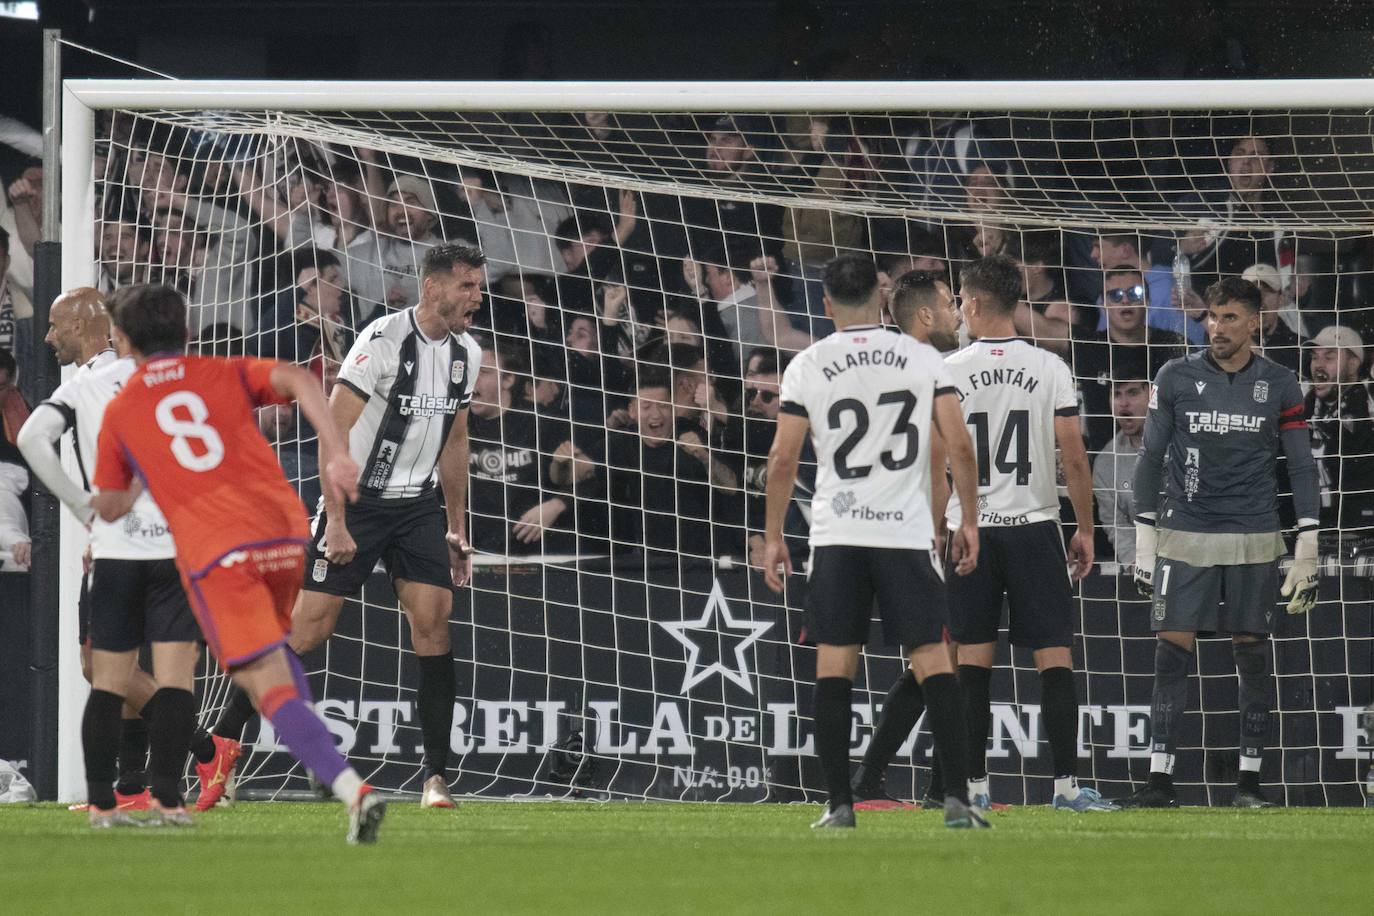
left=91, top=284, right=386, bottom=843
left=1122, top=277, right=1320, bottom=809
left=206, top=243, right=482, bottom=809
left=762, top=254, right=988, bottom=830
left=941, top=255, right=1114, bottom=812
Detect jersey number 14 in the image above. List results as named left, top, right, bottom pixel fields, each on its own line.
left=968, top=409, right=1031, bottom=486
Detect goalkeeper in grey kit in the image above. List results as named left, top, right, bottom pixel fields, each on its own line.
left=1121, top=277, right=1320, bottom=809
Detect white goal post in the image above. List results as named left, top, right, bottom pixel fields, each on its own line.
left=55, top=78, right=1374, bottom=804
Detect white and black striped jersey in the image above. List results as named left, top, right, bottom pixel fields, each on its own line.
left=336, top=308, right=481, bottom=499
left=42, top=350, right=175, bottom=560
left=780, top=324, right=955, bottom=550
left=943, top=337, right=1078, bottom=529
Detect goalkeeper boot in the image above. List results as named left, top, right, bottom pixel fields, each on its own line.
left=420, top=774, right=457, bottom=809
left=194, top=735, right=241, bottom=812
left=810, top=802, right=856, bottom=829
left=1114, top=778, right=1179, bottom=809
left=944, top=797, right=992, bottom=829
left=920, top=793, right=945, bottom=810
left=1052, top=786, right=1121, bottom=812
left=347, top=785, right=387, bottom=845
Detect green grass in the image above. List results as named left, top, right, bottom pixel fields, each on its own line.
left=0, top=800, right=1369, bottom=914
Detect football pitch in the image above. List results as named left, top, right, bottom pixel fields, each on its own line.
left=1, top=800, right=1369, bottom=914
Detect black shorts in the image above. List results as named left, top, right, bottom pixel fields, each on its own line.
left=946, top=520, right=1074, bottom=650
left=1150, top=557, right=1278, bottom=636
left=804, top=545, right=947, bottom=648
left=78, top=570, right=91, bottom=645
left=87, top=558, right=201, bottom=652
left=304, top=492, right=452, bottom=596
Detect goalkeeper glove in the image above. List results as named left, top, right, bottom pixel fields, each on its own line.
left=1133, top=517, right=1157, bottom=599
left=1280, top=526, right=1319, bottom=615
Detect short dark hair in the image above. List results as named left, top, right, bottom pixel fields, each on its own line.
left=960, top=254, right=1022, bottom=315
left=635, top=365, right=671, bottom=393
left=888, top=271, right=947, bottom=330
left=1104, top=266, right=1146, bottom=287
left=822, top=254, right=879, bottom=308
left=108, top=284, right=189, bottom=356
left=1099, top=231, right=1142, bottom=256
left=746, top=346, right=782, bottom=376
left=420, top=243, right=486, bottom=281
left=1110, top=353, right=1151, bottom=385
left=1020, top=230, right=1059, bottom=267
left=1205, top=277, right=1262, bottom=314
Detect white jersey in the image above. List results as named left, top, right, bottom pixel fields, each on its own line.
left=943, top=337, right=1077, bottom=529
left=780, top=324, right=955, bottom=550
left=336, top=307, right=481, bottom=499
left=43, top=351, right=175, bottom=560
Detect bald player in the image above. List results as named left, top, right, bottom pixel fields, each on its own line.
left=19, top=288, right=220, bottom=823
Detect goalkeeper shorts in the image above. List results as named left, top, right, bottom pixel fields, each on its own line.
left=1149, top=557, right=1278, bottom=636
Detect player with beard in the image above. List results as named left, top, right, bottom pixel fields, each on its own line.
left=1122, top=277, right=1320, bottom=808
left=850, top=270, right=965, bottom=808
left=761, top=255, right=987, bottom=830
left=205, top=244, right=484, bottom=810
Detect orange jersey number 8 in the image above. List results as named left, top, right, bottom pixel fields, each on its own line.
left=155, top=390, right=226, bottom=472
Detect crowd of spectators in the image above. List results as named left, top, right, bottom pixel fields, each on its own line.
left=3, top=110, right=1374, bottom=581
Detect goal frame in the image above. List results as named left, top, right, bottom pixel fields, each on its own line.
left=54, top=76, right=1374, bottom=801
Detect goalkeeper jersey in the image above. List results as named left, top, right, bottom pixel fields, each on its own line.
left=1134, top=350, right=1319, bottom=535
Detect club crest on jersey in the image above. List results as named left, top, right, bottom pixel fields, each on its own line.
left=1253, top=380, right=1269, bottom=403
left=452, top=360, right=466, bottom=384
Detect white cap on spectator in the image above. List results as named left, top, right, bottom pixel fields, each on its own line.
left=387, top=175, right=437, bottom=213
left=1310, top=325, right=1364, bottom=363
left=1241, top=263, right=1282, bottom=291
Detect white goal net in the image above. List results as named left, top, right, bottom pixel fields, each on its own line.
left=60, top=80, right=1374, bottom=805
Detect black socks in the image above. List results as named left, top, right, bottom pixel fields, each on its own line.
left=958, top=664, right=993, bottom=781
left=115, top=715, right=148, bottom=796
left=921, top=672, right=970, bottom=805
left=83, top=689, right=124, bottom=811
left=143, top=688, right=197, bottom=809
left=1039, top=666, right=1079, bottom=780
left=214, top=686, right=258, bottom=742
left=856, top=669, right=925, bottom=786
left=814, top=677, right=854, bottom=808
left=416, top=652, right=456, bottom=780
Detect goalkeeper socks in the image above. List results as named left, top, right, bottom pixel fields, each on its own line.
left=83, top=689, right=124, bottom=811
left=920, top=672, right=970, bottom=805
left=857, top=669, right=924, bottom=783
left=958, top=664, right=993, bottom=780
left=115, top=714, right=149, bottom=796
left=1149, top=639, right=1193, bottom=769
left=214, top=686, right=257, bottom=741
left=814, top=677, right=854, bottom=808
left=417, top=652, right=456, bottom=780
left=145, top=688, right=196, bottom=809
left=1039, top=666, right=1079, bottom=783
left=258, top=682, right=349, bottom=789
left=1233, top=639, right=1274, bottom=766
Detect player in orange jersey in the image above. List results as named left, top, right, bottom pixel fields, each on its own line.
left=91, top=284, right=384, bottom=843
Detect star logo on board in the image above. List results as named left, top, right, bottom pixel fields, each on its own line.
left=658, top=579, right=772, bottom=696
